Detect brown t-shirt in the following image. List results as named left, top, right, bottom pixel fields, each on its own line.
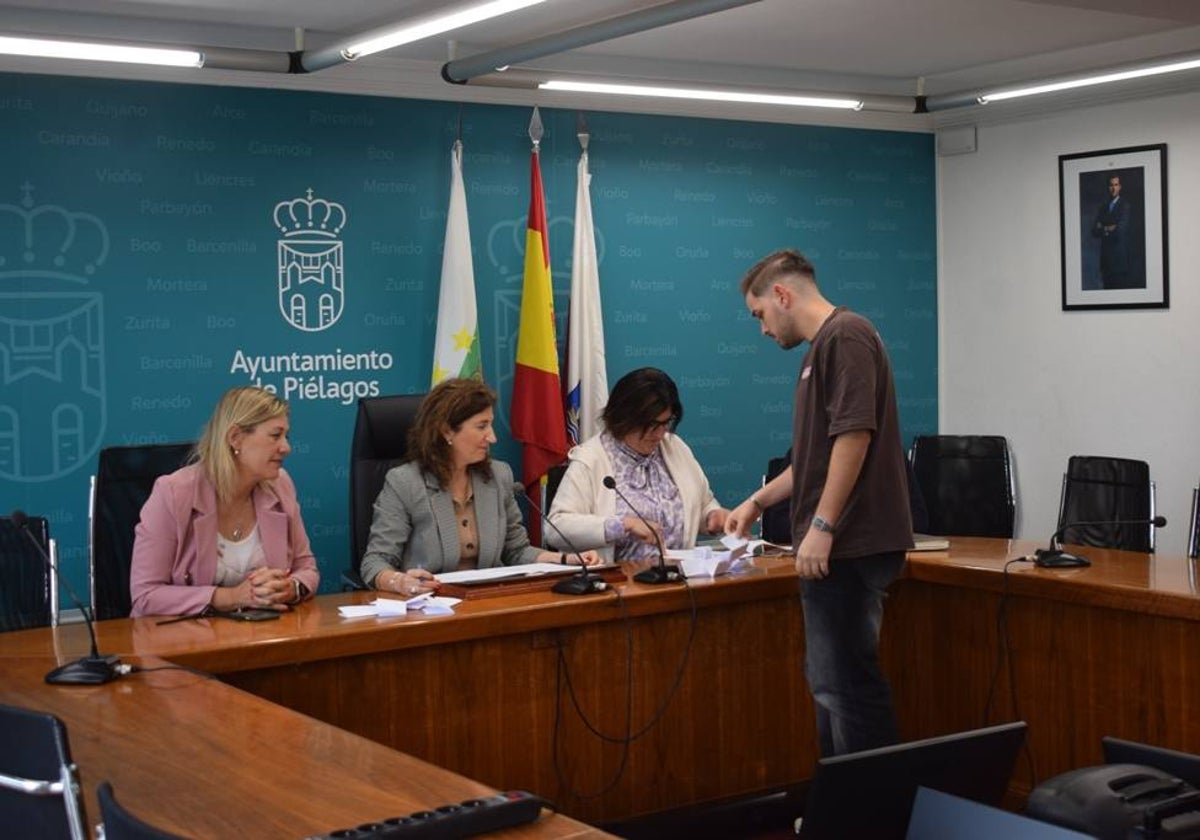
left=790, top=307, right=912, bottom=559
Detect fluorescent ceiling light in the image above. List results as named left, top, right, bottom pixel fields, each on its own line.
left=979, top=56, right=1200, bottom=103
left=344, top=0, right=547, bottom=60
left=539, top=79, right=863, bottom=110
left=0, top=34, right=203, bottom=67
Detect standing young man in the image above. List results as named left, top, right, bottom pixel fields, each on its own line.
left=726, top=248, right=912, bottom=757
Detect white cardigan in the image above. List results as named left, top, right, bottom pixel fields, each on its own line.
left=546, top=433, right=721, bottom=561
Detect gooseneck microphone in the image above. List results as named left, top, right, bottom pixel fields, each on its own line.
left=1034, top=515, right=1167, bottom=568
left=513, top=483, right=607, bottom=595
left=602, top=475, right=682, bottom=585
left=11, top=509, right=122, bottom=685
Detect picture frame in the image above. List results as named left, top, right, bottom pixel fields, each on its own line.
left=1058, top=143, right=1168, bottom=311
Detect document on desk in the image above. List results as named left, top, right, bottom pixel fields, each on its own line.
left=434, top=562, right=577, bottom=585
left=668, top=536, right=756, bottom=578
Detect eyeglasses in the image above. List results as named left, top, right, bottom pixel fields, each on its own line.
left=644, top=414, right=677, bottom=433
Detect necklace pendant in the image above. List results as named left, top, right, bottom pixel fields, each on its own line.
left=232, top=527, right=242, bottom=540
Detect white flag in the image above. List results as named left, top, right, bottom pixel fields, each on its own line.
left=565, top=148, right=608, bottom=444
left=432, top=140, right=481, bottom=385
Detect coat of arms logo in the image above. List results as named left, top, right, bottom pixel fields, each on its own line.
left=273, top=187, right=347, bottom=332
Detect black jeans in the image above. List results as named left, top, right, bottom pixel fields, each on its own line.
left=800, top=550, right=907, bottom=757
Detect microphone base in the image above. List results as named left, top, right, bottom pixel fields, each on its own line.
left=45, top=654, right=121, bottom=686
left=1034, top=549, right=1091, bottom=569
left=551, top=574, right=608, bottom=595
left=633, top=564, right=684, bottom=585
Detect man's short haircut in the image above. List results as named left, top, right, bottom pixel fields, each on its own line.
left=739, top=249, right=817, bottom=296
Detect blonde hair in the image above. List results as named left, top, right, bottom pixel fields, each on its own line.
left=193, top=386, right=289, bottom=502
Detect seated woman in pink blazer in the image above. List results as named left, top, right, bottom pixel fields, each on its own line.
left=129, top=386, right=320, bottom=617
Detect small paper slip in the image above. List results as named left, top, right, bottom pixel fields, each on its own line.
left=336, top=595, right=461, bottom=619
left=337, top=597, right=409, bottom=619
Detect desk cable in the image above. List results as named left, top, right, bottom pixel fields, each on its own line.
left=983, top=555, right=1038, bottom=788
left=551, top=575, right=699, bottom=801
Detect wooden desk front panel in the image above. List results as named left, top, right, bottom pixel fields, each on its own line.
left=223, top=593, right=814, bottom=824
left=883, top=572, right=1200, bottom=798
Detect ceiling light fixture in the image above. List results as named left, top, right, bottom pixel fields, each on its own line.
left=0, top=34, right=203, bottom=67
left=978, top=56, right=1200, bottom=104
left=539, top=79, right=863, bottom=110
left=343, top=0, right=547, bottom=61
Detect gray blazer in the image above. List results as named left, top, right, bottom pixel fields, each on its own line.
left=359, top=459, right=542, bottom=586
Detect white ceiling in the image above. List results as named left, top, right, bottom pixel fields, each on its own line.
left=2, top=0, right=1200, bottom=127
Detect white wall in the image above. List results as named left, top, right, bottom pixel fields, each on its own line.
left=938, top=91, right=1200, bottom=555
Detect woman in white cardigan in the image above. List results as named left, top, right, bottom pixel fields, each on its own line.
left=547, top=368, right=729, bottom=562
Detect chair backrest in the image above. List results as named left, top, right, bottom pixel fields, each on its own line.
left=0, top=516, right=57, bottom=632
left=97, top=782, right=187, bottom=840
left=89, top=443, right=194, bottom=620
left=761, top=453, right=793, bottom=545
left=1189, top=485, right=1199, bottom=560
left=909, top=435, right=1015, bottom=538
left=1057, top=455, right=1154, bottom=552
left=0, top=703, right=88, bottom=840
left=543, top=463, right=568, bottom=512
left=348, top=394, right=425, bottom=586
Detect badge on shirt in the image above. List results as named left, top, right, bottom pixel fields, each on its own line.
left=801, top=366, right=812, bottom=380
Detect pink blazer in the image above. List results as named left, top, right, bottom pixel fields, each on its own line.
left=129, top=463, right=320, bottom=617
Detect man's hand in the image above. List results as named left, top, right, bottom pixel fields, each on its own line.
left=795, top=528, right=833, bottom=579
left=725, top=499, right=761, bottom=538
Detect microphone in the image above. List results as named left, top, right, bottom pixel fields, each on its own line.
left=1034, top=515, right=1167, bottom=568
left=513, top=482, right=607, bottom=595
left=602, top=475, right=682, bottom=585
left=11, top=509, right=121, bottom=685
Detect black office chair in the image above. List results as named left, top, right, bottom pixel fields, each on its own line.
left=0, top=703, right=88, bottom=840
left=1188, top=482, right=1199, bottom=560
left=0, top=515, right=58, bottom=632
left=761, top=452, right=792, bottom=545
left=1056, top=455, right=1155, bottom=552
left=89, top=442, right=194, bottom=620
left=909, top=435, right=1016, bottom=538
left=97, top=782, right=188, bottom=840
left=347, top=393, right=425, bottom=589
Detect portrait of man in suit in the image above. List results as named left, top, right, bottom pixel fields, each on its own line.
left=1083, top=168, right=1146, bottom=291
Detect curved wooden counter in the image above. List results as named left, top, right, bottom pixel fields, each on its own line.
left=887, top=538, right=1200, bottom=800
left=1, top=558, right=811, bottom=826
left=7, top=539, right=1194, bottom=827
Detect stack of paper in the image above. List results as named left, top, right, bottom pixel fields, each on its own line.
left=668, top=535, right=756, bottom=579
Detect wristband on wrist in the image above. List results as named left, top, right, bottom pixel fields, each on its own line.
left=811, top=515, right=836, bottom=534
left=749, top=495, right=764, bottom=513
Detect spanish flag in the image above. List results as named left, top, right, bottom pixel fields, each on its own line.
left=511, top=140, right=569, bottom=491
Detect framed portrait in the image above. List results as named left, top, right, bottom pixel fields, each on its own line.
left=1058, top=143, right=1168, bottom=310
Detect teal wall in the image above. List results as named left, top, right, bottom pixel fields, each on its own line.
left=0, top=72, right=936, bottom=599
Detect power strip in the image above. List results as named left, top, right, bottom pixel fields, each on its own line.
left=304, top=790, right=548, bottom=839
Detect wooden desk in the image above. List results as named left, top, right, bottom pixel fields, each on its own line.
left=0, top=654, right=605, bottom=839
left=12, top=539, right=1176, bottom=828
left=885, top=537, right=1200, bottom=798
left=0, top=559, right=813, bottom=826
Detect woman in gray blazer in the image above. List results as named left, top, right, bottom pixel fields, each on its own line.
left=360, top=378, right=597, bottom=597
